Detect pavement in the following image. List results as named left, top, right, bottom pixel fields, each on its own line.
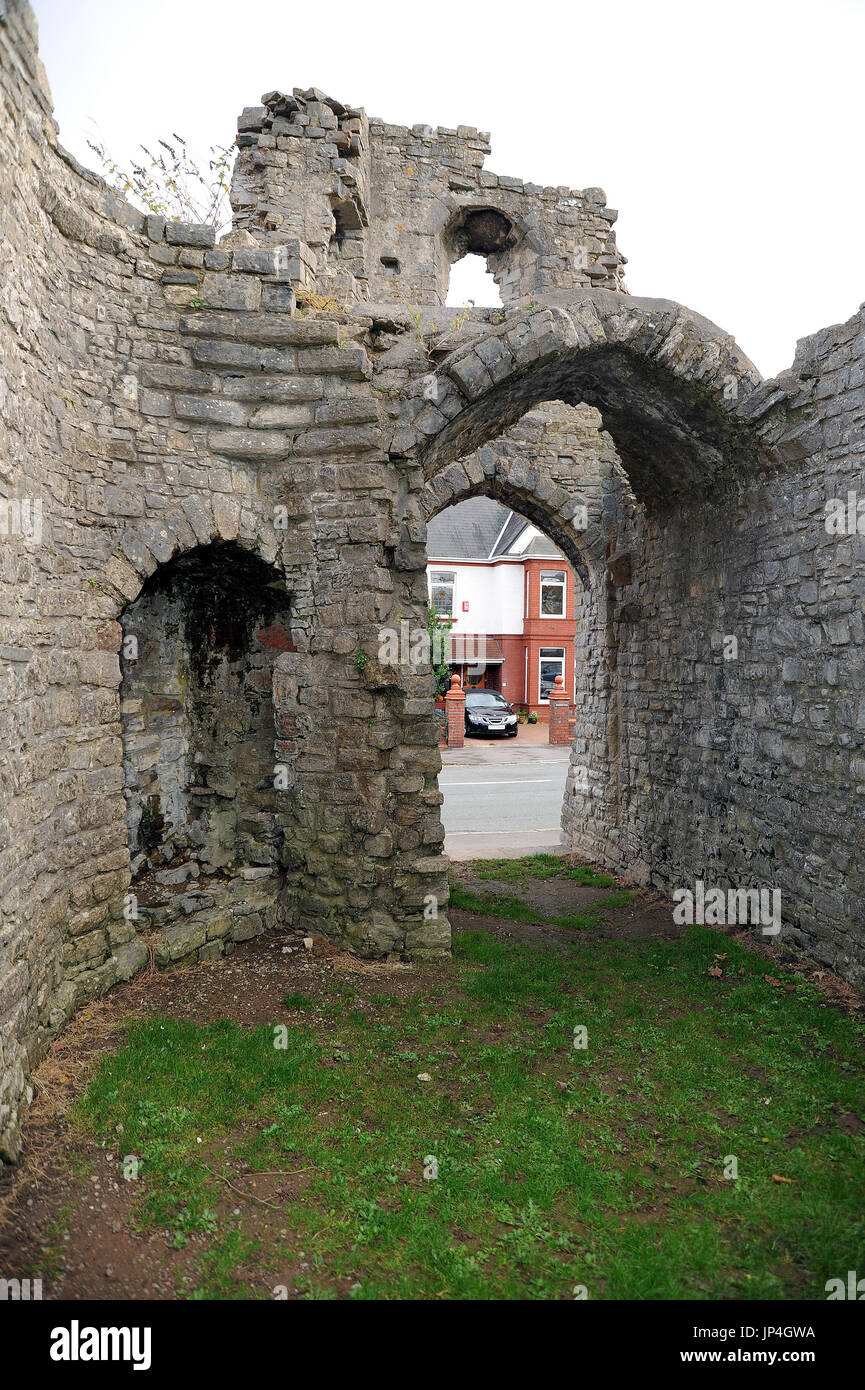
left=439, top=731, right=571, bottom=859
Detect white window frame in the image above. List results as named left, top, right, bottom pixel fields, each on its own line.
left=539, top=569, right=566, bottom=618
left=429, top=570, right=456, bottom=618
left=539, top=646, right=566, bottom=703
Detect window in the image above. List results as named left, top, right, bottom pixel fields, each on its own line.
left=430, top=570, right=455, bottom=617
left=540, top=569, right=566, bottom=617
left=539, top=647, right=566, bottom=702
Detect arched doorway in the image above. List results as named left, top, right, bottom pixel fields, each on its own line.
left=390, top=289, right=763, bottom=903
left=426, top=490, right=587, bottom=860
left=412, top=397, right=622, bottom=874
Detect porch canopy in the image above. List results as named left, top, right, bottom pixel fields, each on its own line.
left=445, top=634, right=505, bottom=666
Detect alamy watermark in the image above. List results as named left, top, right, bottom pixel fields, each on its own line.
left=825, top=1270, right=865, bottom=1299
left=378, top=620, right=491, bottom=678
left=0, top=498, right=42, bottom=545
left=672, top=881, right=781, bottom=935
left=0, top=1276, right=42, bottom=1300
left=825, top=491, right=865, bottom=535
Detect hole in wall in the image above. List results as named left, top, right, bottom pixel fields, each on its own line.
left=460, top=208, right=514, bottom=256
left=446, top=253, right=502, bottom=308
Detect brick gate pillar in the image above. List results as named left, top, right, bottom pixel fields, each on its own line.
left=444, top=672, right=466, bottom=747
left=547, top=674, right=573, bottom=745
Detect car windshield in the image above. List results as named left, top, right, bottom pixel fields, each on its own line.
left=466, top=691, right=508, bottom=707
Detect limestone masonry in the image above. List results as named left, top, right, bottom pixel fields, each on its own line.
left=1, top=0, right=864, bottom=1160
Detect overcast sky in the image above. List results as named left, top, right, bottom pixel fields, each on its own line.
left=33, top=0, right=865, bottom=379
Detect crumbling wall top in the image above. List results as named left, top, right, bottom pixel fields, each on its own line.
left=230, top=87, right=627, bottom=311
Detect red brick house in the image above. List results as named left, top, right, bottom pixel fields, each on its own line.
left=426, top=497, right=577, bottom=720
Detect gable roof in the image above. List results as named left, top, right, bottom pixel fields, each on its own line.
left=490, top=510, right=526, bottom=556
left=426, top=496, right=512, bottom=560
left=427, top=497, right=567, bottom=562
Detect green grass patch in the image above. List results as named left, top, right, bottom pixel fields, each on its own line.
left=449, top=881, right=633, bottom=932
left=471, top=853, right=614, bottom=887
left=74, top=897, right=865, bottom=1300
left=284, top=992, right=314, bottom=1011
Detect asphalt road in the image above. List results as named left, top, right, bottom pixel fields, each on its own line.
left=439, top=753, right=571, bottom=859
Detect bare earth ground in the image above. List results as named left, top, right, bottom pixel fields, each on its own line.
left=0, top=865, right=860, bottom=1301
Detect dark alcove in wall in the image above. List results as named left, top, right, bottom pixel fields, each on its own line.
left=120, top=541, right=293, bottom=964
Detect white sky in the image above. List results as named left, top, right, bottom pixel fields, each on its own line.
left=33, top=0, right=865, bottom=379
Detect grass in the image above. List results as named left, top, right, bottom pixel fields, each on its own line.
left=471, top=852, right=614, bottom=886
left=73, top=907, right=865, bottom=1300
left=284, top=992, right=314, bottom=1011
left=448, top=881, right=633, bottom=931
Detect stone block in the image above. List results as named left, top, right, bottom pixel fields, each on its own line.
left=165, top=221, right=217, bottom=248
left=175, top=394, right=247, bottom=426
left=200, top=273, right=262, bottom=311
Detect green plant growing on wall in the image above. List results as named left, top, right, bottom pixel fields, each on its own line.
left=452, top=299, right=475, bottom=331
left=86, top=132, right=234, bottom=233
left=354, top=650, right=370, bottom=675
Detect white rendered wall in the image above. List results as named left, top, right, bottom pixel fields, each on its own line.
left=426, top=561, right=525, bottom=634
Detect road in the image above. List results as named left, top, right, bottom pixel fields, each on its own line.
left=438, top=745, right=571, bottom=859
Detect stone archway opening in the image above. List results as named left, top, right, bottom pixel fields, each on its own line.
left=426, top=491, right=586, bottom=861
left=120, top=541, right=294, bottom=965
left=400, top=296, right=764, bottom=896
left=411, top=392, right=634, bottom=879
left=411, top=291, right=762, bottom=510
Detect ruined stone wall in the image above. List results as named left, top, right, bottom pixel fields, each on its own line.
left=400, top=291, right=865, bottom=985
left=0, top=3, right=454, bottom=1158
left=2, top=0, right=864, bottom=1168
left=230, top=91, right=626, bottom=307
left=578, top=306, right=865, bottom=983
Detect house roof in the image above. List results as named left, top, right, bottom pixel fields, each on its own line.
left=426, top=496, right=511, bottom=560
left=490, top=510, right=526, bottom=556
left=427, top=497, right=566, bottom=562
left=517, top=532, right=566, bottom=559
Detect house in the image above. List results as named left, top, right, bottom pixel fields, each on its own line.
left=426, top=497, right=577, bottom=720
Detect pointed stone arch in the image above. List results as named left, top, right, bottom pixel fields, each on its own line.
left=394, top=288, right=763, bottom=509
left=419, top=444, right=608, bottom=592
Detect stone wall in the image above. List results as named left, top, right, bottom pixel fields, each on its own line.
left=595, top=308, right=865, bottom=980
left=230, top=89, right=626, bottom=307
left=408, top=298, right=865, bottom=981
left=1, top=0, right=863, bottom=1163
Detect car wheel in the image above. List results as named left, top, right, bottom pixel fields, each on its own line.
left=507, top=727, right=518, bottom=737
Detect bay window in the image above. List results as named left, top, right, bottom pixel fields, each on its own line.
left=539, top=647, right=566, bottom=701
